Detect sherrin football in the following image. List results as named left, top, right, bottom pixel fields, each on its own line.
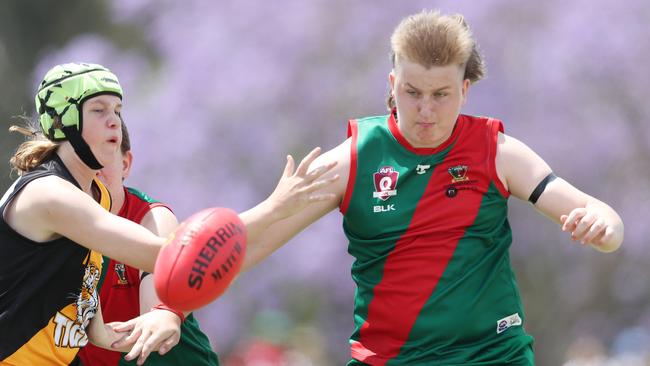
left=154, top=207, right=247, bottom=311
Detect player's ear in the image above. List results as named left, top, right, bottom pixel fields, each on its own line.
left=461, top=78, right=470, bottom=106
left=122, top=151, right=133, bottom=180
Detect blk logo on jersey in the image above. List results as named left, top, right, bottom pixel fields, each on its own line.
left=373, top=166, right=399, bottom=201
left=416, top=164, right=431, bottom=175
left=448, top=165, right=469, bottom=183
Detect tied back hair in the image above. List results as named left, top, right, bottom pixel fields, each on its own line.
left=9, top=117, right=59, bottom=175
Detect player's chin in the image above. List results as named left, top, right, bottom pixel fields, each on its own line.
left=93, top=147, right=118, bottom=166
left=414, top=134, right=441, bottom=148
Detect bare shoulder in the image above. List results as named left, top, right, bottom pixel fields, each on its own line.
left=496, top=132, right=527, bottom=157
left=495, top=132, right=552, bottom=201
left=21, top=174, right=80, bottom=201
left=311, top=139, right=351, bottom=168
left=493, top=132, right=519, bottom=192
left=4, top=175, right=85, bottom=241
left=140, top=205, right=179, bottom=237
left=309, top=138, right=352, bottom=199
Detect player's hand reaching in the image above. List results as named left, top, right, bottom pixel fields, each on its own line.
left=265, top=147, right=339, bottom=221
left=561, top=207, right=623, bottom=251
left=108, top=309, right=182, bottom=365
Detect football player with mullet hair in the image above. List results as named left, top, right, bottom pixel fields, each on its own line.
left=238, top=10, right=624, bottom=365
left=0, top=62, right=339, bottom=365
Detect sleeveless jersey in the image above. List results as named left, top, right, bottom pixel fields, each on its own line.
left=341, top=114, right=534, bottom=365
left=78, top=187, right=219, bottom=366
left=0, top=155, right=109, bottom=365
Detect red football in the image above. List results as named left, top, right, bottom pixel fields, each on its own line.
left=154, top=207, right=247, bottom=311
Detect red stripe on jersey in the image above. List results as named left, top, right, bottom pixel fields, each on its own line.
left=486, top=118, right=509, bottom=198
left=340, top=119, right=358, bottom=215
left=117, top=188, right=170, bottom=223
left=78, top=189, right=172, bottom=366
left=354, top=117, right=491, bottom=364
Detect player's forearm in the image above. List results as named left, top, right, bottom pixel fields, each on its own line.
left=86, top=216, right=165, bottom=273
left=240, top=200, right=278, bottom=246
left=139, top=275, right=191, bottom=318
left=239, top=201, right=281, bottom=271
left=87, top=317, right=130, bottom=352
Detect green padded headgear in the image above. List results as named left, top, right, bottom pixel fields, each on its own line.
left=34, top=62, right=123, bottom=169
left=35, top=62, right=122, bottom=141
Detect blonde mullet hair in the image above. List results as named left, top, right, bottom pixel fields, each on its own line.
left=387, top=10, right=486, bottom=109
left=9, top=123, right=59, bottom=175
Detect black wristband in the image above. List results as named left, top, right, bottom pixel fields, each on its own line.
left=528, top=173, right=557, bottom=204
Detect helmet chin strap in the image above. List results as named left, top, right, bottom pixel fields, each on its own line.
left=61, top=125, right=103, bottom=170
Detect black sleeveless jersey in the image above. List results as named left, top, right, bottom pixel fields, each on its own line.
left=0, top=154, right=110, bottom=365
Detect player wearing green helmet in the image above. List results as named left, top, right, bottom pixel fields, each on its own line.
left=1, top=61, right=339, bottom=365
left=35, top=62, right=123, bottom=169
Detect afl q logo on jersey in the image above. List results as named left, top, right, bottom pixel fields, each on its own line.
left=373, top=166, right=399, bottom=201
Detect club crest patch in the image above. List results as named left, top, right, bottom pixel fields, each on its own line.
left=373, top=166, right=399, bottom=201
left=448, top=165, right=469, bottom=183
left=115, top=263, right=129, bottom=285
left=444, top=164, right=480, bottom=198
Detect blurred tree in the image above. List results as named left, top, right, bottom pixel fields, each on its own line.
left=0, top=0, right=153, bottom=190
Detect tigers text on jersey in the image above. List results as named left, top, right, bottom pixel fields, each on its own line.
left=341, top=113, right=534, bottom=365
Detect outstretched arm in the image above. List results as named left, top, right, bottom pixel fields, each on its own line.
left=7, top=176, right=165, bottom=272
left=241, top=142, right=350, bottom=271
left=496, top=133, right=623, bottom=252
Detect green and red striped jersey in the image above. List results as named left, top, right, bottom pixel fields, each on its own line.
left=78, top=187, right=219, bottom=366
left=341, top=113, right=534, bottom=365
